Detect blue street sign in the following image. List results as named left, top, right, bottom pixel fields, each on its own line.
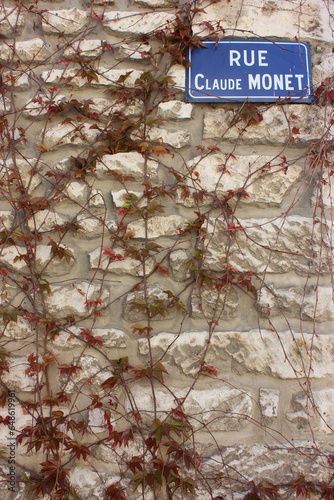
left=186, top=40, right=313, bottom=103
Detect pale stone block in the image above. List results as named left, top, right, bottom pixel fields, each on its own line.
left=116, top=42, right=151, bottom=60
left=69, top=468, right=106, bottom=499
left=86, top=97, right=144, bottom=119
left=203, top=216, right=331, bottom=275
left=0, top=404, right=31, bottom=448
left=111, top=189, right=144, bottom=208
left=45, top=281, right=109, bottom=317
left=76, top=213, right=117, bottom=238
left=133, top=0, right=178, bottom=6
left=0, top=8, right=25, bottom=37
left=0, top=211, right=14, bottom=230
left=203, top=105, right=331, bottom=145
left=95, top=152, right=158, bottom=182
left=0, top=97, right=11, bottom=113
left=126, top=384, right=252, bottom=431
left=127, top=215, right=187, bottom=239
left=64, top=181, right=88, bottom=204
left=0, top=38, right=49, bottom=62
left=63, top=355, right=113, bottom=393
left=42, top=8, right=88, bottom=34
left=63, top=39, right=105, bottom=59
left=42, top=123, right=100, bottom=150
left=53, top=326, right=127, bottom=349
left=0, top=159, right=42, bottom=194
left=3, top=71, right=31, bottom=90
left=287, top=389, right=334, bottom=434
left=259, top=388, right=279, bottom=418
left=1, top=317, right=33, bottom=339
left=133, top=125, right=190, bottom=148
left=123, top=286, right=176, bottom=321
left=257, top=286, right=334, bottom=322
left=191, top=285, right=239, bottom=320
left=157, top=100, right=193, bottom=119
left=192, top=0, right=333, bottom=42
left=168, top=65, right=185, bottom=90
left=313, top=54, right=334, bottom=86
left=312, top=171, right=334, bottom=209
left=89, top=189, right=105, bottom=208
left=2, top=356, right=36, bottom=391
left=103, top=11, right=175, bottom=36
left=41, top=67, right=143, bottom=88
left=23, top=94, right=66, bottom=118
left=27, top=210, right=67, bottom=232
left=89, top=247, right=155, bottom=276
left=169, top=249, right=191, bottom=281
left=179, top=154, right=302, bottom=207
left=88, top=408, right=111, bottom=434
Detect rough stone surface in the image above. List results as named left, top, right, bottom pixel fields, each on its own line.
left=123, top=286, right=176, bottom=322
left=0, top=8, right=24, bottom=36
left=63, top=355, right=113, bottom=393
left=203, top=106, right=331, bottom=145
left=64, top=181, right=88, bottom=204
left=3, top=70, right=31, bottom=91
left=191, top=285, right=239, bottom=321
left=257, top=286, right=334, bottom=321
left=180, top=154, right=303, bottom=207
left=0, top=317, right=33, bottom=339
left=42, top=9, right=88, bottom=34
left=27, top=210, right=68, bottom=232
left=41, top=67, right=143, bottom=88
left=193, top=0, right=333, bottom=42
left=53, top=326, right=127, bottom=349
left=95, top=152, right=158, bottom=182
left=127, top=215, right=187, bottom=239
left=45, top=282, right=109, bottom=317
left=89, top=247, right=155, bottom=276
left=126, top=384, right=252, bottom=431
left=132, top=126, right=191, bottom=148
left=63, top=40, right=105, bottom=59
left=76, top=213, right=117, bottom=238
left=157, top=101, right=193, bottom=120
left=2, top=356, right=36, bottom=391
left=287, top=389, right=334, bottom=434
left=115, top=42, right=151, bottom=60
left=0, top=38, right=49, bottom=62
left=169, top=249, right=191, bottom=281
left=203, top=216, right=331, bottom=275
left=24, top=94, right=66, bottom=118
left=0, top=211, right=14, bottom=230
left=42, top=123, right=100, bottom=150
left=133, top=0, right=178, bottom=6
left=103, top=11, right=175, bottom=36
left=259, top=388, right=280, bottom=418
left=87, top=97, right=144, bottom=118
left=139, top=330, right=334, bottom=379
left=89, top=189, right=105, bottom=208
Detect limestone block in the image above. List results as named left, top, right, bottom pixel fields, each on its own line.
left=133, top=0, right=178, bottom=6
left=203, top=106, right=330, bottom=145
left=313, top=54, right=334, bottom=86
left=103, top=11, right=175, bottom=36
left=0, top=8, right=25, bottom=36
left=69, top=468, right=106, bottom=499
left=88, top=408, right=110, bottom=434
left=203, top=216, right=331, bottom=275
left=257, top=286, right=334, bottom=322
left=41, top=67, right=143, bottom=88
left=45, top=281, right=109, bottom=317
left=123, top=286, right=176, bottom=322
left=42, top=9, right=88, bottom=34
left=0, top=97, right=11, bottom=113
left=63, top=40, right=105, bottom=59
left=312, top=171, right=333, bottom=209
left=42, top=123, right=101, bottom=150
left=169, top=249, right=191, bottom=281
left=131, top=126, right=191, bottom=148
left=0, top=404, right=31, bottom=448
left=192, top=0, right=333, bottom=42
left=89, top=189, right=105, bottom=208
left=139, top=330, right=334, bottom=379
left=64, top=181, right=88, bottom=204
left=127, top=215, right=187, bottom=239
left=53, top=326, right=127, bottom=349
left=86, top=97, right=144, bottom=119
left=157, top=101, right=193, bottom=120
left=95, top=152, right=158, bottom=182
left=27, top=210, right=68, bottom=232
left=168, top=65, right=185, bottom=90
left=76, top=213, right=117, bottom=238
left=180, top=154, right=302, bottom=207
left=0, top=211, right=14, bottom=230
left=116, top=42, right=151, bottom=60
left=1, top=317, right=33, bottom=339
left=126, top=384, right=252, bottom=431
left=287, top=389, right=334, bottom=434
left=2, top=356, right=36, bottom=391
left=3, top=71, right=31, bottom=91
left=24, top=94, right=66, bottom=118
left=111, top=189, right=144, bottom=208
left=0, top=38, right=49, bottom=62
left=259, top=388, right=279, bottom=418
left=191, top=285, right=239, bottom=321
left=63, top=355, right=113, bottom=393
left=89, top=247, right=155, bottom=276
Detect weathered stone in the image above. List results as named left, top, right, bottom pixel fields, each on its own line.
left=259, top=388, right=279, bottom=418
left=168, top=65, right=185, bottom=90
left=89, top=247, right=155, bottom=276
left=191, top=285, right=239, bottom=321
left=312, top=171, right=333, bottom=209
left=203, top=216, right=331, bottom=275
left=24, top=94, right=66, bottom=118
left=127, top=215, right=187, bottom=239
left=0, top=211, right=14, bottom=230
left=63, top=355, right=113, bottom=393
left=103, top=11, right=175, bottom=36
left=313, top=54, right=334, bottom=85
left=0, top=38, right=49, bottom=62
left=157, top=101, right=193, bottom=120
left=42, top=123, right=100, bottom=150
left=53, top=326, right=127, bottom=349
left=0, top=97, right=11, bottom=113
left=69, top=468, right=106, bottom=499
left=179, top=154, right=302, bottom=207
left=95, top=152, right=158, bottom=182
left=139, top=330, right=334, bottom=379
left=42, top=9, right=88, bottom=34
left=0, top=404, right=31, bottom=448
left=45, top=281, right=109, bottom=317
left=3, top=71, right=31, bottom=91
left=126, top=384, right=252, bottom=431
left=64, top=181, right=88, bottom=204
left=123, top=286, right=176, bottom=322
left=131, top=126, right=191, bottom=148
left=27, top=210, right=68, bottom=232
left=116, top=42, right=151, bottom=60
left=0, top=317, right=33, bottom=340
left=88, top=408, right=109, bottom=434
left=63, top=40, right=105, bottom=59
left=133, top=0, right=178, bottom=6
left=87, top=97, right=144, bottom=119
left=76, top=213, right=117, bottom=238
left=89, top=189, right=105, bottom=208
left=203, top=106, right=330, bottom=145
left=111, top=189, right=144, bottom=208
left=193, top=0, right=332, bottom=42
left=257, top=286, right=334, bottom=322
left=169, top=249, right=191, bottom=281
left=287, top=389, right=334, bottom=434
left=0, top=8, right=24, bottom=36
left=41, top=67, right=143, bottom=89
left=2, top=356, right=36, bottom=391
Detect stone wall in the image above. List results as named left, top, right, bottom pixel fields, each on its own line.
left=0, top=0, right=333, bottom=498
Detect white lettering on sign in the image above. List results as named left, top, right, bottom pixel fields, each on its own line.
left=229, top=49, right=268, bottom=67
left=194, top=74, right=242, bottom=91
left=248, top=73, right=305, bottom=91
